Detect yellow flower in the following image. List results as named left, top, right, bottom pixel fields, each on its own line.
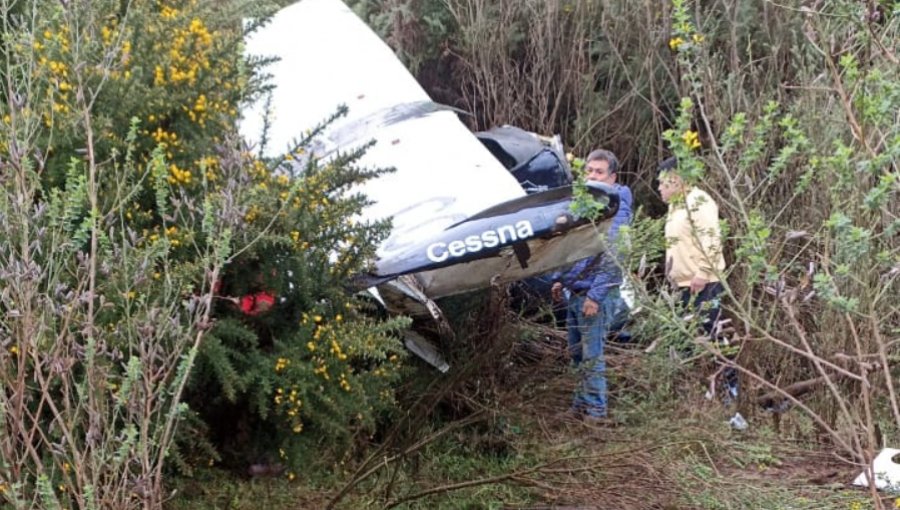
left=244, top=206, right=259, bottom=223
left=193, top=94, right=207, bottom=113
left=169, top=164, right=192, bottom=184
left=692, top=33, right=704, bottom=44
left=160, top=6, right=179, bottom=19
left=682, top=130, right=701, bottom=150
left=669, top=37, right=684, bottom=51
left=154, top=65, right=165, bottom=86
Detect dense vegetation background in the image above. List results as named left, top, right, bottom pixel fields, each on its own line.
left=0, top=0, right=897, bottom=508
left=352, top=0, right=900, bottom=464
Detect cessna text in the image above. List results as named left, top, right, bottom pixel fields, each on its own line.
left=426, top=220, right=535, bottom=263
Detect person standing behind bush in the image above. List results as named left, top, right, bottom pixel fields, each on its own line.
left=657, top=156, right=725, bottom=305
left=657, top=157, right=737, bottom=400
left=551, top=149, right=633, bottom=420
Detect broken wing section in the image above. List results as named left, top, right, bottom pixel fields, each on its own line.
left=239, top=0, right=526, bottom=263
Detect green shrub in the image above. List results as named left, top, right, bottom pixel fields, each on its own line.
left=186, top=145, right=410, bottom=473
left=0, top=1, right=411, bottom=507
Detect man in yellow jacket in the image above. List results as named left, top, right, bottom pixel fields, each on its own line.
left=657, top=157, right=726, bottom=297
left=657, top=157, right=737, bottom=401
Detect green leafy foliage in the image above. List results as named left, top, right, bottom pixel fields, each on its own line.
left=568, top=157, right=612, bottom=221
left=1, top=0, right=413, bottom=506
left=187, top=143, right=412, bottom=470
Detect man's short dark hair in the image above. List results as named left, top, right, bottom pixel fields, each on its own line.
left=586, top=149, right=619, bottom=175
left=658, top=156, right=678, bottom=175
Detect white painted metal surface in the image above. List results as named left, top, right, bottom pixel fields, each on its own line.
left=239, top=0, right=526, bottom=262
left=853, top=448, right=900, bottom=490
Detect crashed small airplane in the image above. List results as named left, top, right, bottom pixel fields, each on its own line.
left=239, top=0, right=620, bottom=368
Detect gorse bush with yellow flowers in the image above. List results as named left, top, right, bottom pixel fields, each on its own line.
left=14, top=0, right=249, bottom=190
left=1, top=0, right=409, bottom=507
left=188, top=141, right=410, bottom=472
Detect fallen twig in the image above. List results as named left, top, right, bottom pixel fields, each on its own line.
left=383, top=459, right=565, bottom=509
left=755, top=373, right=849, bottom=408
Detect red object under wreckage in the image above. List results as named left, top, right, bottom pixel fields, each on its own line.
left=239, top=291, right=276, bottom=316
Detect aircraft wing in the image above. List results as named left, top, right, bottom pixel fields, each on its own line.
left=240, top=0, right=524, bottom=260
left=240, top=0, right=616, bottom=310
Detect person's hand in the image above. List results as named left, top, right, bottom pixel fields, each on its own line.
left=689, top=275, right=709, bottom=294
left=582, top=297, right=599, bottom=317
left=551, top=282, right=563, bottom=303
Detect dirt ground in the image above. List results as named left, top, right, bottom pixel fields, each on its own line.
left=481, top=333, right=875, bottom=510
left=168, top=326, right=885, bottom=510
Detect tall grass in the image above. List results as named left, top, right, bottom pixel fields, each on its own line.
left=360, top=1, right=898, bottom=507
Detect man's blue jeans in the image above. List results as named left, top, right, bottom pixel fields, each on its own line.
left=566, top=288, right=622, bottom=417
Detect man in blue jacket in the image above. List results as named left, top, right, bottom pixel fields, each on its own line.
left=551, top=149, right=633, bottom=420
